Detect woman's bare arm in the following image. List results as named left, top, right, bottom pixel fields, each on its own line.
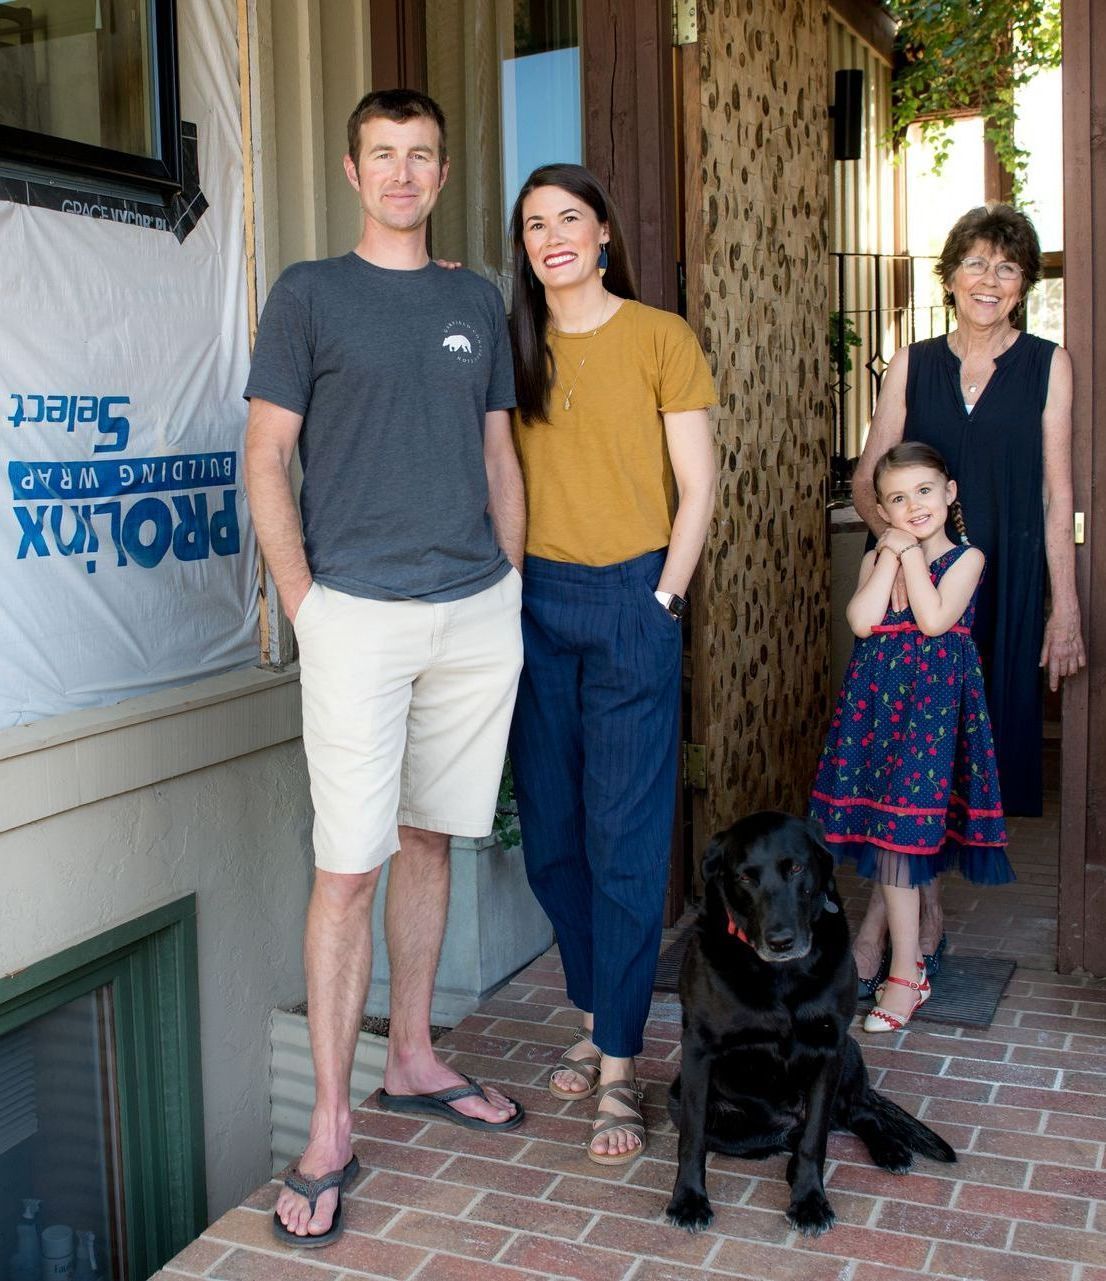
left=1039, top=346, right=1086, bottom=690
left=853, top=348, right=910, bottom=614
left=852, top=347, right=909, bottom=536
left=659, top=408, right=718, bottom=596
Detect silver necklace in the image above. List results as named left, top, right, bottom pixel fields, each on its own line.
left=955, top=328, right=1014, bottom=396
left=554, top=295, right=610, bottom=411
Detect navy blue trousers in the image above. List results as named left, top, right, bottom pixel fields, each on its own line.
left=508, top=550, right=682, bottom=1058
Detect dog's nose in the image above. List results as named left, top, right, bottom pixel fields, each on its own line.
left=765, top=932, right=795, bottom=953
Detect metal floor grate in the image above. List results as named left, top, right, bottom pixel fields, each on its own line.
left=653, top=928, right=693, bottom=993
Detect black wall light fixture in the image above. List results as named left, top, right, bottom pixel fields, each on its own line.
left=830, top=69, right=865, bottom=161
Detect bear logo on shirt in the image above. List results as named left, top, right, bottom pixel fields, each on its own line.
left=439, top=320, right=483, bottom=366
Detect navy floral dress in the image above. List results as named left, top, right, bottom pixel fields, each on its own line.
left=811, top=545, right=1013, bottom=887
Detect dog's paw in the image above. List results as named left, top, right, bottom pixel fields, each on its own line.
left=868, top=1140, right=914, bottom=1174
left=666, top=1188, right=714, bottom=1233
left=786, top=1191, right=836, bottom=1237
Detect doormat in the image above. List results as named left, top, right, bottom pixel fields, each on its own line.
left=859, top=953, right=1017, bottom=1029
left=656, top=932, right=1016, bottom=1031
left=653, top=926, right=694, bottom=993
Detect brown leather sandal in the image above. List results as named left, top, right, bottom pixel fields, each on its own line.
left=586, top=1079, right=646, bottom=1165
left=549, top=1029, right=602, bottom=1100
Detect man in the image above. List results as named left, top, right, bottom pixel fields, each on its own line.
left=244, top=89, right=526, bottom=1246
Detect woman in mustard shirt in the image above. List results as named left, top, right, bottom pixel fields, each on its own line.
left=507, top=164, right=717, bottom=1165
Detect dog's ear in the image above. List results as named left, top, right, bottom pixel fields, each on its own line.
left=701, top=837, right=725, bottom=883
left=804, top=818, right=837, bottom=891
left=804, top=816, right=830, bottom=852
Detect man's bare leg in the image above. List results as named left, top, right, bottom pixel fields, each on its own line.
left=275, top=867, right=380, bottom=1237
left=381, top=825, right=516, bottom=1122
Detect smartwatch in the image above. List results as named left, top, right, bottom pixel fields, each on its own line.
left=654, top=590, right=688, bottom=619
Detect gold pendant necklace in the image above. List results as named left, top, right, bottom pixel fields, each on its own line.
left=555, top=295, right=610, bottom=411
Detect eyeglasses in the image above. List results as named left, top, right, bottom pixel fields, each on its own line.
left=958, top=256, right=1023, bottom=282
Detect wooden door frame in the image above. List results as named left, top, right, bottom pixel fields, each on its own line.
left=1059, top=0, right=1105, bottom=975
left=581, top=0, right=680, bottom=314
left=369, top=1, right=679, bottom=306
left=582, top=0, right=687, bottom=922
left=369, top=0, right=426, bottom=91
left=374, top=0, right=688, bottom=919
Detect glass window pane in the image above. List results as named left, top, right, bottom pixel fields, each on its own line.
left=1015, top=67, right=1063, bottom=254
left=0, top=0, right=155, bottom=157
left=426, top=0, right=582, bottom=285
left=500, top=1, right=581, bottom=235
left=0, top=988, right=127, bottom=1280
left=905, top=116, right=985, bottom=257
left=1026, top=274, right=1064, bottom=345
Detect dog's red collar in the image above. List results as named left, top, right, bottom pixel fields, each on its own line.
left=725, top=910, right=751, bottom=946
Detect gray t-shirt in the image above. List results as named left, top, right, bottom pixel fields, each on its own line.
left=244, top=253, right=516, bottom=601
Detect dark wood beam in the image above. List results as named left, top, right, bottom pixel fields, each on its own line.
left=826, top=0, right=896, bottom=64
left=1060, top=0, right=1104, bottom=974
left=582, top=0, right=678, bottom=312
left=369, top=0, right=426, bottom=92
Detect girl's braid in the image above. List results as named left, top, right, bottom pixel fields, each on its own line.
left=950, top=498, right=969, bottom=545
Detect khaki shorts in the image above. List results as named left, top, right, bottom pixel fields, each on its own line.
left=294, top=570, right=523, bottom=873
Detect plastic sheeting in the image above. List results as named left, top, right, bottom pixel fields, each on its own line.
left=0, top=0, right=258, bottom=728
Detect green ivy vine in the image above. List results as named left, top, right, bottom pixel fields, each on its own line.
left=888, top=0, right=1061, bottom=197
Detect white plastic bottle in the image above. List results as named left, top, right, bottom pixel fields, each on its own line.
left=6, top=1199, right=42, bottom=1281
left=39, top=1224, right=74, bottom=1279
left=73, top=1232, right=98, bottom=1281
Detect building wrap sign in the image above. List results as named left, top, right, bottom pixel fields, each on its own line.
left=0, top=0, right=257, bottom=728
left=8, top=401, right=240, bottom=572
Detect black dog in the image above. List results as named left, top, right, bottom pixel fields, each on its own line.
left=666, top=812, right=955, bottom=1236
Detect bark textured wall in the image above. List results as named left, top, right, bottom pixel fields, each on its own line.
left=692, top=0, right=832, bottom=836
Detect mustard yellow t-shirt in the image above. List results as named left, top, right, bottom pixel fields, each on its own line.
left=514, top=299, right=716, bottom=566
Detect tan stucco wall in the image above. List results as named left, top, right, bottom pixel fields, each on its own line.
left=692, top=0, right=833, bottom=833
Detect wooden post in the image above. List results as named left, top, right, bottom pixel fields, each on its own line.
left=581, top=0, right=679, bottom=312
left=1059, top=0, right=1104, bottom=974
left=369, top=0, right=427, bottom=90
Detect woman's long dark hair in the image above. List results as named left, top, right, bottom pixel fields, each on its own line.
left=508, top=164, right=639, bottom=425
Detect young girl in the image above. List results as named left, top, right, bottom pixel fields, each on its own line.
left=811, top=442, right=1013, bottom=1032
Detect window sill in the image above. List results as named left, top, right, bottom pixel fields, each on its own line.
left=0, top=666, right=302, bottom=833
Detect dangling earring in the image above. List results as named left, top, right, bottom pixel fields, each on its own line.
left=597, top=244, right=609, bottom=277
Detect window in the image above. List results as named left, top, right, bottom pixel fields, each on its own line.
left=0, top=898, right=206, bottom=1279
left=0, top=0, right=181, bottom=197
left=426, top=0, right=583, bottom=287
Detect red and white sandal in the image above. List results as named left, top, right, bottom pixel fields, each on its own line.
left=863, top=965, right=931, bottom=1034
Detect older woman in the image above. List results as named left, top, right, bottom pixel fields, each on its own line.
left=848, top=203, right=1085, bottom=989
left=506, top=164, right=717, bottom=1164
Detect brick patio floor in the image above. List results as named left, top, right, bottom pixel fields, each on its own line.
left=156, top=791, right=1106, bottom=1280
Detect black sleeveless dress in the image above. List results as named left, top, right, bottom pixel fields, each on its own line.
left=904, top=332, right=1057, bottom=816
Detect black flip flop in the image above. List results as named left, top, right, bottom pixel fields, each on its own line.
left=377, top=1073, right=525, bottom=1131
left=271, top=1154, right=361, bottom=1247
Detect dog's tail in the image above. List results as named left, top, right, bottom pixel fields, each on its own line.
left=861, top=1091, right=957, bottom=1165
